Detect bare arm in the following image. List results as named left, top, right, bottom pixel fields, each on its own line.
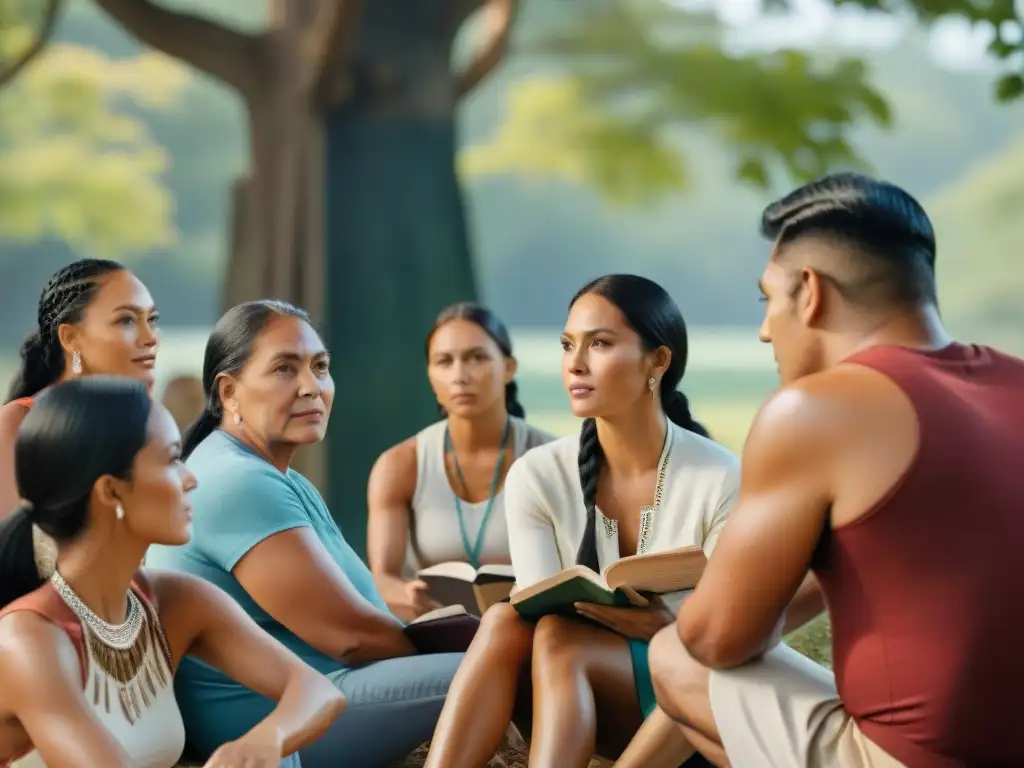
left=366, top=440, right=416, bottom=582
left=0, top=614, right=130, bottom=767
left=151, top=571, right=344, bottom=756
left=0, top=404, right=30, bottom=516
left=782, top=573, right=826, bottom=636
left=91, top=0, right=265, bottom=98
left=233, top=527, right=415, bottom=664
left=366, top=439, right=441, bottom=619
left=675, top=384, right=839, bottom=669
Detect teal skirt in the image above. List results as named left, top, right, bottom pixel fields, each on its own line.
left=628, top=638, right=657, bottom=719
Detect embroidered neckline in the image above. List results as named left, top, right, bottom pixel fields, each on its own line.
left=597, top=420, right=674, bottom=555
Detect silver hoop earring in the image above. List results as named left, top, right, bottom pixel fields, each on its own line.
left=233, top=413, right=242, bottom=426
left=71, top=351, right=82, bottom=375
left=115, top=503, right=125, bottom=521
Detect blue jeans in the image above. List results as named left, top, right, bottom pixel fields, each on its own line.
left=298, top=652, right=463, bottom=768
left=180, top=652, right=462, bottom=768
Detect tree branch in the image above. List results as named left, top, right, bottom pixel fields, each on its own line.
left=0, top=0, right=63, bottom=90
left=308, top=0, right=363, bottom=88
left=456, top=0, right=517, bottom=101
left=90, top=0, right=264, bottom=97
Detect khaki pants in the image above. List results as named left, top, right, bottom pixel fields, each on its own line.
left=708, top=644, right=905, bottom=768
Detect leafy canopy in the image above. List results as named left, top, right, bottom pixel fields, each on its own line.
left=0, top=0, right=187, bottom=257
left=463, top=0, right=1021, bottom=204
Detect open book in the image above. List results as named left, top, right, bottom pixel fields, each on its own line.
left=403, top=604, right=481, bottom=654
left=416, top=562, right=515, bottom=616
left=510, top=546, right=707, bottom=622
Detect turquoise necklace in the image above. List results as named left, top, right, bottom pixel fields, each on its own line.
left=444, top=417, right=512, bottom=569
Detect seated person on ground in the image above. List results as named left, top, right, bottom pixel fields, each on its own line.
left=0, top=377, right=343, bottom=768
left=423, top=275, right=745, bottom=768
left=648, top=172, right=1024, bottom=768
left=368, top=302, right=552, bottom=621
left=146, top=300, right=465, bottom=768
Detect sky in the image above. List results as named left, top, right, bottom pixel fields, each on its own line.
left=667, top=0, right=1021, bottom=71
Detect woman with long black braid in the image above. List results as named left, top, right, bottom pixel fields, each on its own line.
left=424, top=275, right=739, bottom=768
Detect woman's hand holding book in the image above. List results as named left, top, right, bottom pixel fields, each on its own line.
left=573, top=596, right=675, bottom=641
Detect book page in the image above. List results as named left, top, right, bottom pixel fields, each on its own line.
left=604, top=546, right=706, bottom=594
left=408, top=604, right=468, bottom=625
left=417, top=561, right=478, bottom=582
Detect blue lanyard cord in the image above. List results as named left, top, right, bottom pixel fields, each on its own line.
left=444, top=417, right=512, bottom=569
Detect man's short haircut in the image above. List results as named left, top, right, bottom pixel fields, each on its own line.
left=760, top=172, right=938, bottom=306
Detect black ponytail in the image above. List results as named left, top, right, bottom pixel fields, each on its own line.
left=6, top=259, right=125, bottom=403
left=504, top=380, right=526, bottom=419
left=569, top=274, right=709, bottom=571
left=0, top=508, right=44, bottom=610
left=182, top=300, right=313, bottom=461
left=181, top=409, right=220, bottom=462
left=0, top=377, right=151, bottom=609
left=662, top=388, right=709, bottom=438
left=426, top=302, right=526, bottom=419
left=7, top=331, right=62, bottom=402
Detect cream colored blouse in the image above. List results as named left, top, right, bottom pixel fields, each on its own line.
left=503, top=420, right=740, bottom=612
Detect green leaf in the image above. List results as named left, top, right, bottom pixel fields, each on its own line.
left=469, top=0, right=892, bottom=204
left=994, top=73, right=1024, bottom=103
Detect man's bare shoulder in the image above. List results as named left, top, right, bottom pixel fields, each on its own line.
left=747, top=365, right=910, bottom=458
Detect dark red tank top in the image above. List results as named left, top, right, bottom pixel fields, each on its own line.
left=814, top=343, right=1024, bottom=768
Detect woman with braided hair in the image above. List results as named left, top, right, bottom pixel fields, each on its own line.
left=0, top=259, right=161, bottom=521
left=367, top=302, right=553, bottom=621
left=423, top=275, right=739, bottom=768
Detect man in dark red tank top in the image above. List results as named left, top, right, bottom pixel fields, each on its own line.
left=642, top=172, right=1024, bottom=768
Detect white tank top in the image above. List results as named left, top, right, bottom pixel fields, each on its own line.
left=407, top=416, right=553, bottom=571
left=8, top=583, right=185, bottom=768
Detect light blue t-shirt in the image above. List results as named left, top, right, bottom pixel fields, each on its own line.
left=146, top=429, right=391, bottom=749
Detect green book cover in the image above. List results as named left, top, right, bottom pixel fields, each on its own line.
left=512, top=575, right=632, bottom=621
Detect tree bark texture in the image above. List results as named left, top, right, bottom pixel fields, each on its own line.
left=91, top=0, right=514, bottom=554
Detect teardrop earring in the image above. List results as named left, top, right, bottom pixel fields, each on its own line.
left=234, top=412, right=242, bottom=426
left=115, top=503, right=125, bottom=521
left=71, top=351, right=82, bottom=375
left=648, top=376, right=656, bottom=393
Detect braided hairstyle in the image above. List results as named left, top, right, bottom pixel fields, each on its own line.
left=425, top=302, right=525, bottom=419
left=182, top=300, right=312, bottom=460
left=571, top=275, right=709, bottom=572
left=7, top=260, right=125, bottom=402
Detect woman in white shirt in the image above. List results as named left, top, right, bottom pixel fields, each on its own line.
left=423, top=275, right=740, bottom=768
left=367, top=303, right=552, bottom=620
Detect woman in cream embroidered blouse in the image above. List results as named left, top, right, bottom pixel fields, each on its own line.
left=423, top=275, right=740, bottom=768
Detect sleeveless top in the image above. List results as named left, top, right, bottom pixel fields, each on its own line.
left=407, top=416, right=553, bottom=570
left=0, top=575, right=186, bottom=768
left=815, top=343, right=1024, bottom=768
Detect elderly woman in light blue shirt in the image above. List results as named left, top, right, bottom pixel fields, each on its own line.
left=146, top=300, right=463, bottom=768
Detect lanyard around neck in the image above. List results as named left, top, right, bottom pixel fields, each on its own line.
left=445, top=417, right=512, bottom=569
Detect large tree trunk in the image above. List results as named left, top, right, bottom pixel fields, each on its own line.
left=92, top=0, right=514, bottom=552
left=319, top=0, right=482, bottom=553
left=223, top=0, right=329, bottom=487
